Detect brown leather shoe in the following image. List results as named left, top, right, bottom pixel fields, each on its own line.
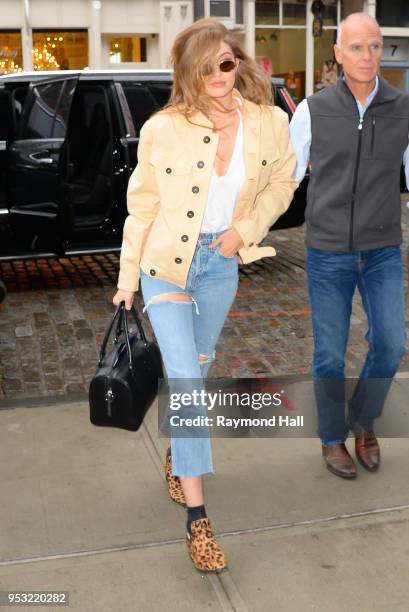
left=322, top=443, right=357, bottom=479
left=355, top=431, right=380, bottom=472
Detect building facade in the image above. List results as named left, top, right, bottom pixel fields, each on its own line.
left=0, top=0, right=408, bottom=98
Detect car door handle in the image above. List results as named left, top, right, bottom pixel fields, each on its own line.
left=28, top=153, right=54, bottom=165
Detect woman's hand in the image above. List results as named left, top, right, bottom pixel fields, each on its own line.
left=208, top=228, right=244, bottom=258
left=113, top=289, right=135, bottom=310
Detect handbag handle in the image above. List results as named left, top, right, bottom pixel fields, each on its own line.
left=98, top=301, right=148, bottom=368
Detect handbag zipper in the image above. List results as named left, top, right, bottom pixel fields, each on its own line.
left=105, top=377, right=115, bottom=418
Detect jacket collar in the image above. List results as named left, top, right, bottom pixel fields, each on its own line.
left=337, top=73, right=400, bottom=106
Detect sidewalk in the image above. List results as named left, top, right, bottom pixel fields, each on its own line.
left=1, top=398, right=409, bottom=612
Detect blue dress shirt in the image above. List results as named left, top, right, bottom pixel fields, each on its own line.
left=289, top=76, right=409, bottom=189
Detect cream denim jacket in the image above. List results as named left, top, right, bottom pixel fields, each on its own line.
left=117, top=89, right=298, bottom=292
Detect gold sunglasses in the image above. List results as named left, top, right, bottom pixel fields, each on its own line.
left=201, top=58, right=237, bottom=77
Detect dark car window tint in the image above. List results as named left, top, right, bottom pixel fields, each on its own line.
left=0, top=89, right=13, bottom=141
left=21, top=81, right=63, bottom=139
left=146, top=82, right=172, bottom=109
left=12, top=87, right=28, bottom=134
left=121, top=83, right=159, bottom=135
left=52, top=79, right=77, bottom=138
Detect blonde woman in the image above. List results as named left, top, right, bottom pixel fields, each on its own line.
left=113, top=18, right=298, bottom=572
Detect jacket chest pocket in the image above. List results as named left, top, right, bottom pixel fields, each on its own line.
left=363, top=115, right=409, bottom=161
left=149, top=150, right=193, bottom=209
left=257, top=149, right=280, bottom=189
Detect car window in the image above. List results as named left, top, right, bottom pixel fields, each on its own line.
left=21, top=81, right=63, bottom=139
left=53, top=79, right=77, bottom=138
left=120, top=82, right=159, bottom=136
left=20, top=78, right=77, bottom=140
left=0, top=89, right=13, bottom=141
left=145, top=82, right=172, bottom=109
left=12, top=87, right=28, bottom=134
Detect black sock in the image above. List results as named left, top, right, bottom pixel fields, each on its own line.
left=187, top=504, right=207, bottom=534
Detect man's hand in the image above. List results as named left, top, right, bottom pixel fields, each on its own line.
left=113, top=289, right=135, bottom=310
left=208, top=228, right=244, bottom=258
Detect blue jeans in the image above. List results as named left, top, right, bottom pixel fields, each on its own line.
left=306, top=245, right=406, bottom=445
left=140, top=232, right=238, bottom=477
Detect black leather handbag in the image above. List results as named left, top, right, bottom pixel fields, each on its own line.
left=89, top=301, right=163, bottom=431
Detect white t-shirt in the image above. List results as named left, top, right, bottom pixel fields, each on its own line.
left=200, top=109, right=245, bottom=233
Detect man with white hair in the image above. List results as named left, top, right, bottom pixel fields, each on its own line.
left=290, top=13, right=409, bottom=479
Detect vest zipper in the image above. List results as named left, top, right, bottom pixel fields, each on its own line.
left=349, top=117, right=364, bottom=251
left=371, top=117, right=376, bottom=154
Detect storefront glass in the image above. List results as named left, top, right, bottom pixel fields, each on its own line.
left=321, top=0, right=338, bottom=26
left=109, top=37, right=147, bottom=64
left=377, top=0, right=409, bottom=28
left=381, top=67, right=408, bottom=91
left=210, top=1, right=230, bottom=17
left=314, top=29, right=339, bottom=92
left=283, top=0, right=306, bottom=26
left=0, top=31, right=22, bottom=74
left=32, top=30, right=88, bottom=71
left=255, top=0, right=279, bottom=25
left=341, top=0, right=364, bottom=19
left=255, top=28, right=306, bottom=102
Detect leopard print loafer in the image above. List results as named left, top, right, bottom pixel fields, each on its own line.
left=186, top=517, right=228, bottom=573
left=165, top=447, right=186, bottom=506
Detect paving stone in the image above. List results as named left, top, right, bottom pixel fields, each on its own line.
left=1, top=203, right=409, bottom=399
left=15, top=324, right=33, bottom=338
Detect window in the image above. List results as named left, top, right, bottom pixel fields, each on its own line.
left=0, top=30, right=22, bottom=74
left=377, top=0, right=409, bottom=27
left=194, top=0, right=243, bottom=22
left=210, top=1, right=231, bottom=17
left=283, top=0, right=306, bottom=26
left=0, top=90, right=13, bottom=140
left=32, top=30, right=88, bottom=71
left=120, top=81, right=172, bottom=136
left=120, top=83, right=160, bottom=136
left=109, top=37, right=147, bottom=64
left=235, top=0, right=244, bottom=24
left=194, top=0, right=205, bottom=19
left=256, top=28, right=306, bottom=102
left=320, top=0, right=338, bottom=26
left=314, top=30, right=339, bottom=93
left=146, top=82, right=172, bottom=109
left=256, top=1, right=279, bottom=25
left=21, top=79, right=77, bottom=139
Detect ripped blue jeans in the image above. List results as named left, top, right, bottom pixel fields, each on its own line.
left=140, top=232, right=239, bottom=477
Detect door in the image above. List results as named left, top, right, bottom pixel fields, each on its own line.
left=0, top=86, right=14, bottom=208
left=6, top=76, right=78, bottom=251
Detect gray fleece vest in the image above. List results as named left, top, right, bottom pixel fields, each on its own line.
left=306, top=76, right=409, bottom=251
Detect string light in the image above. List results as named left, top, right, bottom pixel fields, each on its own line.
left=0, top=44, right=22, bottom=74
left=31, top=33, right=65, bottom=70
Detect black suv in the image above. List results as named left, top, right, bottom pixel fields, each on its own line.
left=0, top=69, right=307, bottom=261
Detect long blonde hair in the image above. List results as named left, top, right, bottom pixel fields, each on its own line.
left=164, top=18, right=273, bottom=121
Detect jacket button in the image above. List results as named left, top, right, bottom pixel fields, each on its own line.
left=175, top=257, right=182, bottom=264
left=203, top=136, right=210, bottom=143
left=181, top=235, right=189, bottom=242
left=262, top=160, right=267, bottom=166
left=197, top=161, right=204, bottom=168
left=192, top=186, right=199, bottom=193
left=166, top=167, right=172, bottom=174
left=150, top=269, right=156, bottom=276
left=187, top=210, right=194, bottom=218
